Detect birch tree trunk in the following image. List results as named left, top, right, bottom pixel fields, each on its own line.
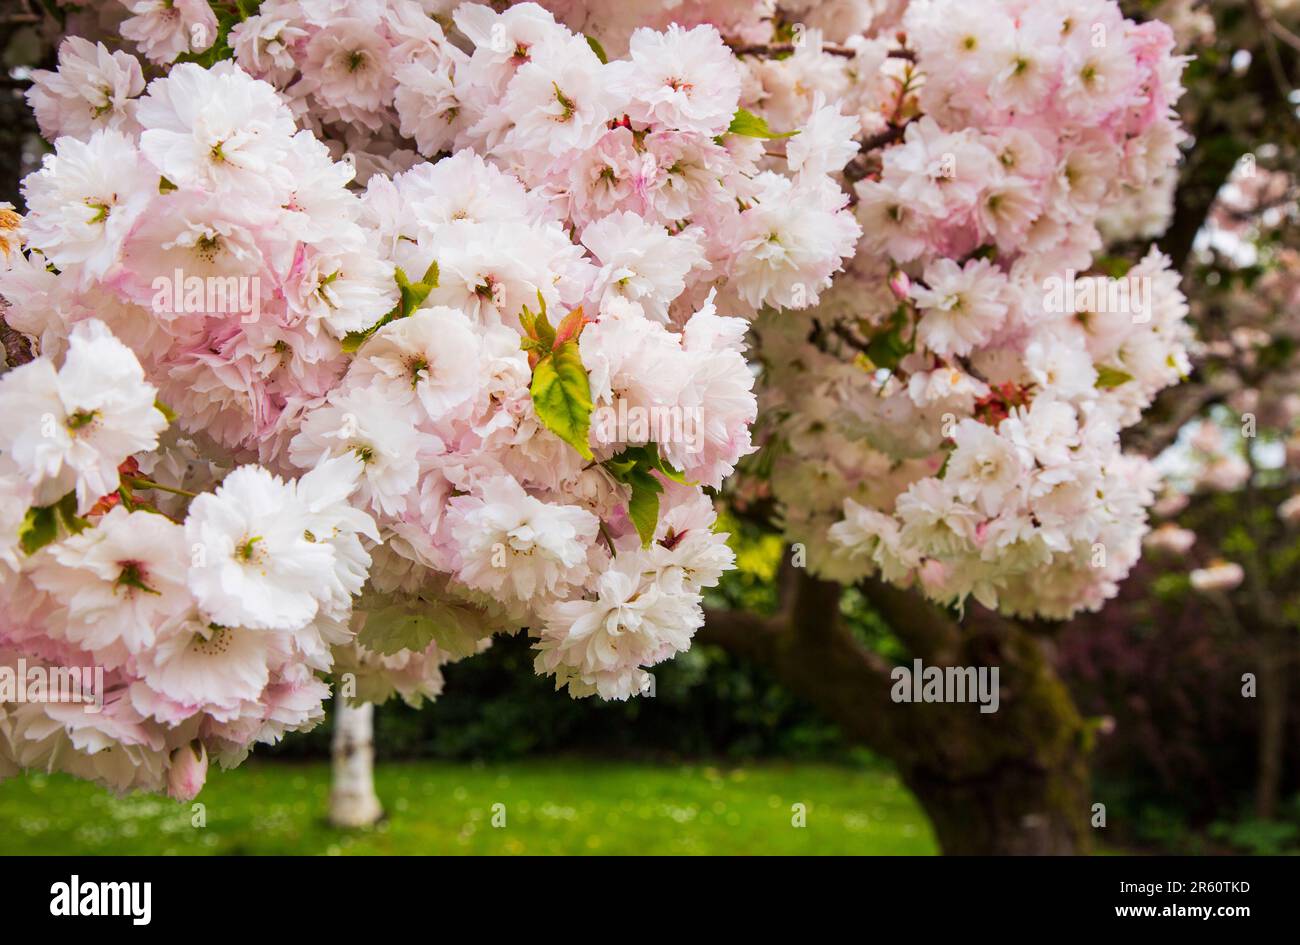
left=329, top=700, right=383, bottom=828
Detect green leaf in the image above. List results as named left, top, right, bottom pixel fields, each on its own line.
left=604, top=444, right=691, bottom=485
left=420, top=259, right=439, bottom=289
left=604, top=455, right=638, bottom=478
left=18, top=505, right=59, bottom=556
left=601, top=444, right=692, bottom=547
left=625, top=468, right=663, bottom=549
left=1094, top=255, right=1133, bottom=279
left=357, top=601, right=482, bottom=659
left=530, top=341, right=593, bottom=460
left=866, top=331, right=908, bottom=370
left=158, top=176, right=177, bottom=194
left=585, top=34, right=609, bottom=64
left=154, top=398, right=177, bottom=424
left=603, top=445, right=647, bottom=481
left=340, top=329, right=371, bottom=354
left=339, top=265, right=434, bottom=352
left=16, top=491, right=87, bottom=555
left=936, top=449, right=952, bottom=480
left=519, top=292, right=555, bottom=354
left=648, top=448, right=689, bottom=484
left=395, top=266, right=434, bottom=317
left=424, top=605, right=488, bottom=659
left=726, top=108, right=798, bottom=140
left=1095, top=365, right=1134, bottom=389
left=865, top=306, right=913, bottom=371
left=367, top=612, right=438, bottom=655
left=55, top=492, right=88, bottom=535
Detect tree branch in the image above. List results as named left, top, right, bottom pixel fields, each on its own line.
left=1120, top=369, right=1236, bottom=455
left=1249, top=0, right=1300, bottom=109
left=724, top=41, right=916, bottom=61
left=700, top=571, right=906, bottom=755
left=857, top=575, right=963, bottom=663
left=1, top=310, right=34, bottom=368
left=695, top=604, right=783, bottom=663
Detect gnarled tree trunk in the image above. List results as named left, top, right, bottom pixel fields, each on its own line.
left=329, top=700, right=383, bottom=828
left=702, top=566, right=1092, bottom=855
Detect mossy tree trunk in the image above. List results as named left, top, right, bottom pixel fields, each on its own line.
left=701, top=567, right=1093, bottom=855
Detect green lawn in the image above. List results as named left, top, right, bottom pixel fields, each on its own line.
left=0, top=758, right=937, bottom=855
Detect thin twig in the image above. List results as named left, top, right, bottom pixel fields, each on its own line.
left=123, top=477, right=199, bottom=499
left=861, top=123, right=908, bottom=152
left=597, top=520, right=618, bottom=556
left=725, top=40, right=915, bottom=62
left=1248, top=0, right=1300, bottom=122
left=830, top=321, right=870, bottom=355
left=1253, top=0, right=1300, bottom=54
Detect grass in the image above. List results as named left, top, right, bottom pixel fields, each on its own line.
left=0, top=757, right=937, bottom=855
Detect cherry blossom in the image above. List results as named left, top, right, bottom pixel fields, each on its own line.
left=0, top=0, right=1196, bottom=797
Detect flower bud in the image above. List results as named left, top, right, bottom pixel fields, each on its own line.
left=888, top=268, right=911, bottom=300
left=1143, top=523, right=1195, bottom=555
left=167, top=741, right=208, bottom=802
left=1189, top=560, right=1244, bottom=593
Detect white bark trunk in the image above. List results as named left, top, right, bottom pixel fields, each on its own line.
left=329, top=700, right=383, bottom=827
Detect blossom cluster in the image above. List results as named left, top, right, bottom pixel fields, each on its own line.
left=0, top=317, right=373, bottom=793
left=31, top=1, right=866, bottom=315
left=0, top=0, right=1201, bottom=797
left=0, top=2, right=870, bottom=795
left=163, top=1, right=859, bottom=314
left=733, top=0, right=1196, bottom=618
